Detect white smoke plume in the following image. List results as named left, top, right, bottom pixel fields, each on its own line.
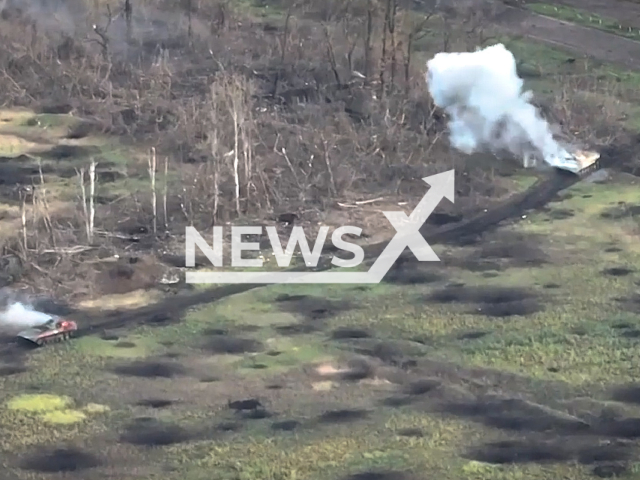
left=0, top=302, right=52, bottom=329
left=425, top=43, right=571, bottom=168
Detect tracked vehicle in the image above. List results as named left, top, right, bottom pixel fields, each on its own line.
left=16, top=316, right=77, bottom=346
left=547, top=149, right=601, bottom=176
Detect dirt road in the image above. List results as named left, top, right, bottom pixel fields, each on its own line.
left=494, top=4, right=640, bottom=70
left=520, top=0, right=640, bottom=27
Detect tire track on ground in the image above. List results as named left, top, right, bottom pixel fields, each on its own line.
left=59, top=141, right=628, bottom=339
left=493, top=5, right=640, bottom=70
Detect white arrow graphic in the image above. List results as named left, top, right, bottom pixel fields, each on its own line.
left=185, top=169, right=455, bottom=284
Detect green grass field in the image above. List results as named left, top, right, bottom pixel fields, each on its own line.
left=2, top=2, right=640, bottom=478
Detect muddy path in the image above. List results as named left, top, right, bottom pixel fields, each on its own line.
left=494, top=5, right=640, bottom=70
left=50, top=140, right=628, bottom=342
left=516, top=0, right=640, bottom=29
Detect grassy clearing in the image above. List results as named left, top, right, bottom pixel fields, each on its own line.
left=526, top=3, right=640, bottom=40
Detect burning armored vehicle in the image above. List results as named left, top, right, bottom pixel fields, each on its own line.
left=16, top=316, right=77, bottom=346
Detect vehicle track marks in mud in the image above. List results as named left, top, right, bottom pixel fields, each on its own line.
left=55, top=142, right=625, bottom=341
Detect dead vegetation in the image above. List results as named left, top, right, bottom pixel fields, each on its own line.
left=0, top=0, right=631, bottom=298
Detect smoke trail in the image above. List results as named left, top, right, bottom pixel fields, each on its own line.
left=425, top=43, right=571, bottom=168
left=0, top=302, right=52, bottom=328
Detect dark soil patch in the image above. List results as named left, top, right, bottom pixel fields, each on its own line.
left=35, top=103, right=73, bottom=114
left=616, top=294, right=640, bottom=314
left=203, top=328, right=228, bottom=335
left=340, top=358, right=375, bottom=381
left=404, top=379, right=441, bottom=395
left=543, top=283, right=560, bottom=289
left=247, top=363, right=269, bottom=369
left=427, top=285, right=534, bottom=304
left=604, top=246, right=623, bottom=253
left=366, top=341, right=407, bottom=365
left=65, top=121, right=103, bottom=139
left=275, top=294, right=309, bottom=302
left=318, top=409, right=370, bottom=424
left=228, top=398, right=263, bottom=411
left=0, top=364, right=26, bottom=376
left=272, top=420, right=300, bottom=431
left=475, top=234, right=548, bottom=266
left=202, top=335, right=264, bottom=354
left=427, top=285, right=543, bottom=317
left=576, top=445, right=632, bottom=464
left=39, top=145, right=101, bottom=160
left=343, top=471, right=418, bottom=480
left=111, top=360, right=186, bottom=378
left=611, top=384, right=640, bottom=404
left=100, top=332, right=119, bottom=341
left=547, top=208, right=575, bottom=220
left=120, top=418, right=193, bottom=446
left=592, top=463, right=630, bottom=478
left=135, top=399, right=175, bottom=408
left=217, top=421, right=241, bottom=432
left=602, top=267, right=633, bottom=277
left=611, top=322, right=634, bottom=330
left=274, top=323, right=319, bottom=335
left=597, top=417, right=640, bottom=438
left=600, top=204, right=640, bottom=219
left=473, top=299, right=543, bottom=317
left=383, top=263, right=446, bottom=285
left=457, top=330, right=489, bottom=340
left=276, top=295, right=353, bottom=323
left=20, top=447, right=102, bottom=472
left=330, top=327, right=372, bottom=339
left=442, top=397, right=590, bottom=435
left=468, top=440, right=572, bottom=464
left=427, top=212, right=462, bottom=226
left=620, top=329, right=640, bottom=338
left=114, top=341, right=137, bottom=348
left=482, top=271, right=500, bottom=278
left=240, top=408, right=273, bottom=420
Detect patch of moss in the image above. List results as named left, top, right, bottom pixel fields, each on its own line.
left=40, top=409, right=87, bottom=424
left=6, top=393, right=73, bottom=413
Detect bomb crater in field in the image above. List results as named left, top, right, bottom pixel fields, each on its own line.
left=135, top=398, right=175, bottom=408
left=383, top=261, right=446, bottom=285
left=202, top=331, right=264, bottom=354
left=20, top=447, right=102, bottom=472
left=427, top=285, right=543, bottom=317
left=611, top=384, right=640, bottom=404
left=442, top=396, right=590, bottom=435
left=342, top=471, right=420, bottom=480
left=474, top=232, right=549, bottom=267
left=602, top=266, right=633, bottom=277
left=467, top=439, right=632, bottom=466
left=274, top=294, right=354, bottom=334
left=111, top=360, right=187, bottom=378
left=317, top=408, right=370, bottom=424
left=120, top=418, right=197, bottom=446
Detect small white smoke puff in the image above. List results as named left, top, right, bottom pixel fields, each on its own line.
left=0, top=302, right=52, bottom=328
left=426, top=43, right=568, bottom=167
